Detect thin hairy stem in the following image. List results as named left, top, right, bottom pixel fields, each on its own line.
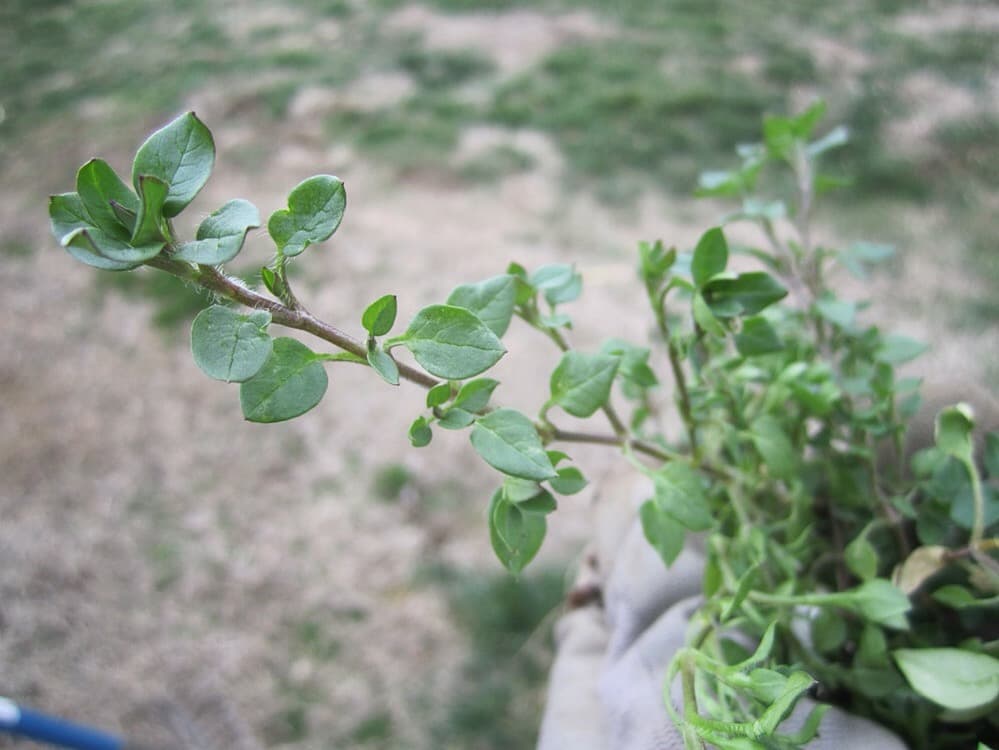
left=146, top=256, right=441, bottom=389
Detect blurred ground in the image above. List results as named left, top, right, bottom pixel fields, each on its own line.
left=0, top=1, right=996, bottom=748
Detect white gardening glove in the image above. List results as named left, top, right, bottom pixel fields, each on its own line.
left=536, top=481, right=908, bottom=750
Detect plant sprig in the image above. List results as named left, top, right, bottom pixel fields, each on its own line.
left=49, top=105, right=999, bottom=749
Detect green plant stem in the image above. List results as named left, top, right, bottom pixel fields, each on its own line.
left=967, top=458, right=986, bottom=545
left=653, top=287, right=699, bottom=456
left=147, top=256, right=441, bottom=389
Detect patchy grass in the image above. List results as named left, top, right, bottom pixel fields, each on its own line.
left=371, top=462, right=415, bottom=502
left=423, top=563, right=565, bottom=748
left=348, top=711, right=394, bottom=746
left=460, top=144, right=536, bottom=182
left=327, top=93, right=477, bottom=171
left=395, top=45, right=495, bottom=90
left=491, top=39, right=777, bottom=188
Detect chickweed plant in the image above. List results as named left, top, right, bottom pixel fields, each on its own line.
left=48, top=103, right=998, bottom=749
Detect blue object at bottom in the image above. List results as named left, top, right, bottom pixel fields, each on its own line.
left=7, top=706, right=123, bottom=750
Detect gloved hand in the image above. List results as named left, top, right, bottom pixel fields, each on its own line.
left=536, top=475, right=908, bottom=750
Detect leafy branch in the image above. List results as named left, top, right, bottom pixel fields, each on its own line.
left=48, top=106, right=999, bottom=750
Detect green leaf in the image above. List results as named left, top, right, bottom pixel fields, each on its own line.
left=845, top=532, right=878, bottom=581
left=703, top=272, right=788, bottom=318
left=764, top=101, right=825, bottom=159
left=239, top=337, right=328, bottom=423
left=131, top=112, right=215, bottom=218
left=76, top=158, right=137, bottom=239
left=652, top=462, right=712, bottom=531
left=503, top=476, right=544, bottom=503
left=409, top=416, right=432, bottom=447
left=844, top=579, right=911, bottom=630
left=877, top=335, right=928, bottom=365
left=394, top=305, right=505, bottom=380
left=447, top=275, right=516, bottom=337
left=268, top=175, right=346, bottom=256
left=191, top=305, right=273, bottom=383
left=549, top=466, right=587, bottom=495
left=935, top=403, right=975, bottom=464
left=735, top=317, right=782, bottom=357
left=932, top=585, right=999, bottom=610
left=756, top=672, right=815, bottom=735
left=470, top=408, right=557, bottom=481
left=518, top=490, right=558, bottom=514
left=815, top=297, right=856, bottom=329
left=260, top=266, right=281, bottom=297
left=691, top=227, right=728, bottom=287
left=529, top=264, right=582, bottom=305
left=748, top=416, right=797, bottom=480
left=856, top=625, right=890, bottom=668
left=61, top=226, right=160, bottom=267
left=489, top=490, right=546, bottom=575
left=173, top=199, right=261, bottom=264
left=893, top=648, right=999, bottom=711
left=838, top=241, right=893, bottom=279
left=640, top=499, right=686, bottom=567
left=130, top=175, right=169, bottom=246
left=601, top=339, right=658, bottom=389
left=693, top=292, right=726, bottom=337
left=724, top=563, right=762, bottom=622
left=549, top=351, right=620, bottom=418
left=436, top=407, right=475, bottom=429
left=109, top=200, right=137, bottom=231
left=426, top=383, right=452, bottom=408
left=49, top=192, right=94, bottom=242
left=638, top=240, right=676, bottom=284
left=367, top=347, right=400, bottom=386
left=811, top=609, right=847, bottom=654
left=806, top=125, right=849, bottom=157
left=453, top=378, right=500, bottom=413
left=361, top=294, right=398, bottom=337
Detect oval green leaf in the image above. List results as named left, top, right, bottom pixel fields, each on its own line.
left=268, top=175, right=346, bottom=257
left=362, top=294, right=398, bottom=337
left=174, top=199, right=261, bottom=264
left=409, top=416, right=432, bottom=447
left=652, top=462, right=712, bottom=531
left=893, top=648, right=999, bottom=711
left=453, top=378, right=499, bottom=413
left=367, top=346, right=400, bottom=386
left=395, top=304, right=505, bottom=380
left=61, top=226, right=160, bottom=267
left=735, top=316, right=783, bottom=357
left=131, top=175, right=169, bottom=246
left=447, top=274, right=517, bottom=337
left=549, top=466, right=587, bottom=496
left=691, top=227, right=728, bottom=287
left=749, top=415, right=797, bottom=480
left=488, top=490, right=546, bottom=575
left=76, top=159, right=138, bottom=240
left=132, top=112, right=215, bottom=218
left=549, top=351, right=620, bottom=418
left=640, top=499, right=685, bottom=567
left=191, top=305, right=273, bottom=382
left=470, top=408, right=556, bottom=481
left=49, top=192, right=96, bottom=243
left=703, top=272, right=788, bottom=318
left=240, top=337, right=328, bottom=423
